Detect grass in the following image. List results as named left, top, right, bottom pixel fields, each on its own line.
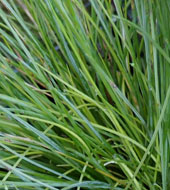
left=0, top=0, right=170, bottom=189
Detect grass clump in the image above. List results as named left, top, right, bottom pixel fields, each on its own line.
left=0, top=0, right=170, bottom=189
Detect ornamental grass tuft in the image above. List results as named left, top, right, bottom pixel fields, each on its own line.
left=0, top=0, right=170, bottom=189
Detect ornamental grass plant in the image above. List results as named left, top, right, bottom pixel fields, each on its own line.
left=0, top=0, right=170, bottom=189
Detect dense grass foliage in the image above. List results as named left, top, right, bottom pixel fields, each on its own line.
left=0, top=0, right=170, bottom=189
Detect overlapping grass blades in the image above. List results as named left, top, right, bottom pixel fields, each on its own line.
left=0, top=0, right=170, bottom=189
